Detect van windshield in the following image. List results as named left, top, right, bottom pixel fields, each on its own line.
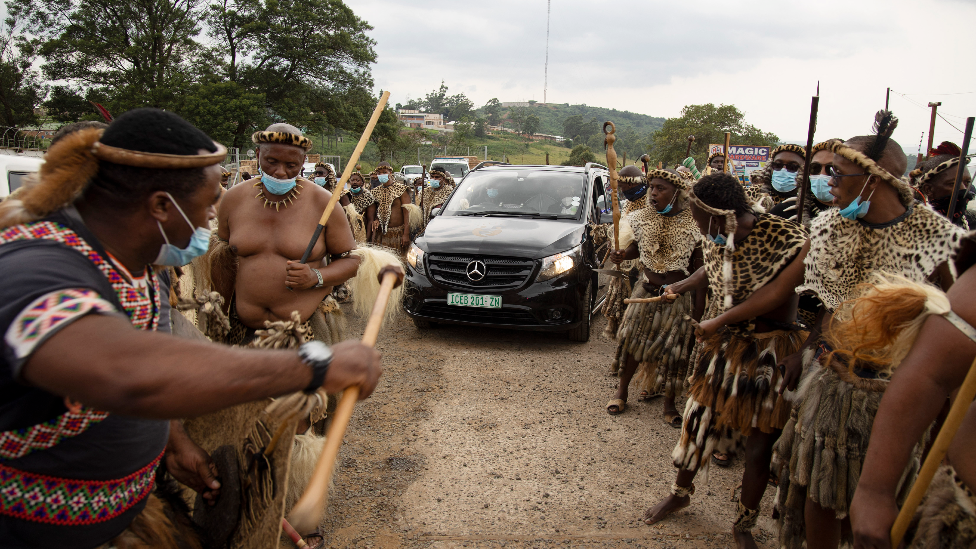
left=443, top=170, right=586, bottom=219
left=402, top=166, right=423, bottom=174
left=431, top=163, right=467, bottom=178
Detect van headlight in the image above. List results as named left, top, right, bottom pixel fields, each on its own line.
left=537, top=245, right=581, bottom=282
left=406, top=244, right=425, bottom=275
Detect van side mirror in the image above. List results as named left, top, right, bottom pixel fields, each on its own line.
left=431, top=207, right=441, bottom=218
left=600, top=211, right=614, bottom=224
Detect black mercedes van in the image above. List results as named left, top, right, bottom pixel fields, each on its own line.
left=402, top=163, right=613, bottom=341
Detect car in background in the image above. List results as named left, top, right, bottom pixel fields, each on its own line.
left=0, top=155, right=44, bottom=198
left=402, top=163, right=613, bottom=341
left=430, top=157, right=470, bottom=181
left=400, top=164, right=424, bottom=185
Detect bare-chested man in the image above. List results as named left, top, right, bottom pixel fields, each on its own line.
left=214, top=123, right=358, bottom=342
left=369, top=161, right=417, bottom=254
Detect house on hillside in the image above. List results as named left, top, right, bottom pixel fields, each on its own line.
left=397, top=109, right=453, bottom=132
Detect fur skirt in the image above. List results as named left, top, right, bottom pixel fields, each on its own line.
left=372, top=223, right=406, bottom=255
left=609, top=283, right=695, bottom=399
left=906, top=465, right=976, bottom=549
left=773, top=360, right=921, bottom=548
left=672, top=326, right=806, bottom=475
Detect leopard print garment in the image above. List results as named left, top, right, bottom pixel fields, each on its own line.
left=343, top=187, right=377, bottom=215
left=797, top=205, right=964, bottom=312
left=702, top=213, right=808, bottom=321
left=420, top=183, right=456, bottom=227
left=743, top=184, right=774, bottom=212
left=372, top=177, right=408, bottom=234
left=628, top=206, right=700, bottom=275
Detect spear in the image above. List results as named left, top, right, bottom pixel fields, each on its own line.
left=604, top=122, right=620, bottom=251
left=797, top=84, right=820, bottom=226
left=946, top=117, right=974, bottom=222
left=722, top=132, right=731, bottom=173
left=300, top=91, right=390, bottom=263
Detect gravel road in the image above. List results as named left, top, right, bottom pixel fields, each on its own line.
left=318, top=306, right=779, bottom=548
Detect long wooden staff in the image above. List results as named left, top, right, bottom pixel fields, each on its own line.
left=891, top=354, right=976, bottom=547
left=286, top=270, right=399, bottom=533
left=722, top=132, right=731, bottom=173
left=797, top=88, right=820, bottom=226
left=299, top=91, right=391, bottom=264
left=685, top=135, right=695, bottom=159
left=604, top=122, right=620, bottom=251
left=946, top=117, right=974, bottom=221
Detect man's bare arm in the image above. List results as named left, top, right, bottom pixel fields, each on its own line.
left=22, top=314, right=382, bottom=419
left=851, top=264, right=976, bottom=548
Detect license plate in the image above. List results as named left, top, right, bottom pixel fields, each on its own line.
left=447, top=293, right=501, bottom=308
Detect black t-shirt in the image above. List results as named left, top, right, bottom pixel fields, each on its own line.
left=0, top=209, right=169, bottom=549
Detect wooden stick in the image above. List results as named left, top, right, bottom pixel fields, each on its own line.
left=891, top=354, right=976, bottom=547
left=685, top=135, right=695, bottom=159
left=624, top=295, right=678, bottom=304
left=300, top=91, right=391, bottom=263
left=797, top=92, right=820, bottom=226
left=286, top=271, right=399, bottom=533
left=722, top=132, right=731, bottom=173
left=946, top=117, right=974, bottom=221
left=603, top=121, right=620, bottom=251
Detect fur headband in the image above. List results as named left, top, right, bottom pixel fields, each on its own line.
left=252, top=131, right=313, bottom=152
left=314, top=162, right=333, bottom=172
left=911, top=156, right=964, bottom=188
left=813, top=139, right=842, bottom=154
left=707, top=150, right=726, bottom=164
left=0, top=127, right=227, bottom=229
left=771, top=144, right=807, bottom=159
left=830, top=141, right=915, bottom=207
left=618, top=173, right=645, bottom=185
left=687, top=189, right=738, bottom=310
left=646, top=169, right=689, bottom=190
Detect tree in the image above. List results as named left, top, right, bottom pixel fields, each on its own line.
left=473, top=117, right=487, bottom=138
left=562, top=144, right=595, bottom=166
left=178, top=79, right=265, bottom=146
left=20, top=0, right=203, bottom=112
left=483, top=98, right=501, bottom=126
left=42, top=86, right=93, bottom=123
left=445, top=93, right=473, bottom=122
left=522, top=113, right=540, bottom=137
left=0, top=16, right=44, bottom=127
left=648, top=103, right=779, bottom=169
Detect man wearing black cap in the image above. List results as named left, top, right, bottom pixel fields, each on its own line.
left=0, top=109, right=387, bottom=548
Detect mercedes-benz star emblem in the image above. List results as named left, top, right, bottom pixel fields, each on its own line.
left=466, top=260, right=487, bottom=282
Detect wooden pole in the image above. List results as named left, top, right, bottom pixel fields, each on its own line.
left=300, top=91, right=390, bottom=263
left=797, top=93, right=820, bottom=226
left=722, top=132, right=731, bottom=173
left=925, top=102, right=942, bottom=160
left=685, top=135, right=695, bottom=159
left=286, top=271, right=399, bottom=533
left=603, top=122, right=620, bottom=251
left=624, top=295, right=678, bottom=304
left=885, top=87, right=890, bottom=111
left=946, top=117, right=974, bottom=221
left=891, top=354, right=976, bottom=547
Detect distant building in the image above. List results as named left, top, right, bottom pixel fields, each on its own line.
left=500, top=102, right=531, bottom=108
left=397, top=109, right=452, bottom=131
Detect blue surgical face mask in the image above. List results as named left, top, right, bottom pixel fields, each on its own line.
left=771, top=169, right=798, bottom=193
left=486, top=188, right=498, bottom=198
left=658, top=191, right=678, bottom=215
left=314, top=177, right=327, bottom=187
left=378, top=174, right=390, bottom=184
left=706, top=217, right=727, bottom=246
left=350, top=186, right=363, bottom=194
left=623, top=184, right=647, bottom=201
left=429, top=179, right=440, bottom=189
left=259, top=167, right=298, bottom=195
left=809, top=174, right=833, bottom=203
left=155, top=192, right=211, bottom=266
left=839, top=177, right=876, bottom=220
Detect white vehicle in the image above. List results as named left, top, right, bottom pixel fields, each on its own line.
left=430, top=157, right=470, bottom=181
left=400, top=164, right=424, bottom=184
left=302, top=162, right=336, bottom=179
left=0, top=155, right=44, bottom=198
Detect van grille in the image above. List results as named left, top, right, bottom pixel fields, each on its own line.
left=426, top=254, right=536, bottom=290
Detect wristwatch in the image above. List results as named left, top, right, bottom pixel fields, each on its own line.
left=311, top=268, right=324, bottom=288
left=298, top=341, right=333, bottom=393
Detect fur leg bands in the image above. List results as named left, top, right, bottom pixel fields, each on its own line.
left=733, top=501, right=760, bottom=532
left=671, top=483, right=695, bottom=498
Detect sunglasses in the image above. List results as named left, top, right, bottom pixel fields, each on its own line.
left=808, top=162, right=832, bottom=175
left=824, top=164, right=866, bottom=180
left=770, top=161, right=801, bottom=173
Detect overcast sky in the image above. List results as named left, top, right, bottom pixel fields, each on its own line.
left=351, top=0, right=976, bottom=151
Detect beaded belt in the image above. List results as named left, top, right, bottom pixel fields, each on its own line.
left=0, top=450, right=163, bottom=526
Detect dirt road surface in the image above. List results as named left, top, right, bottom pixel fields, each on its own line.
left=319, top=306, right=778, bottom=548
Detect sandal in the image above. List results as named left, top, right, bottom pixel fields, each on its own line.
left=638, top=390, right=664, bottom=402
left=606, top=399, right=626, bottom=415
left=302, top=532, right=325, bottom=549
left=663, top=412, right=682, bottom=428
left=712, top=452, right=732, bottom=467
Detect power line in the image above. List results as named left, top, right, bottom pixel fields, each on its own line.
left=891, top=89, right=976, bottom=96
left=889, top=92, right=976, bottom=141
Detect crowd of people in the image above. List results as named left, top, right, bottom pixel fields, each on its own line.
left=1, top=104, right=976, bottom=549
left=600, top=110, right=976, bottom=548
